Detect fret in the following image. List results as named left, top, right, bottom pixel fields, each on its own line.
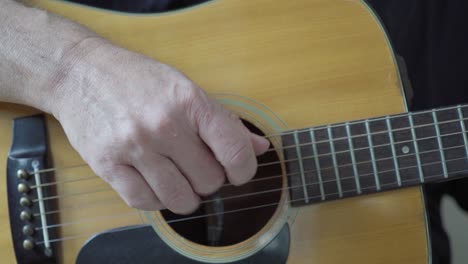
left=313, top=127, right=340, bottom=199
left=409, top=111, right=446, bottom=183
left=327, top=125, right=343, bottom=198
left=282, top=129, right=325, bottom=206
left=349, top=122, right=376, bottom=194
left=293, top=131, right=309, bottom=203
left=309, top=128, right=325, bottom=201
left=364, top=120, right=380, bottom=191
left=432, top=111, right=448, bottom=178
left=345, top=122, right=361, bottom=194
left=432, top=107, right=468, bottom=177
left=328, top=125, right=357, bottom=197
left=390, top=116, right=419, bottom=183
left=408, top=113, right=425, bottom=183
left=281, top=132, right=306, bottom=206
left=457, top=105, right=468, bottom=159
left=386, top=116, right=402, bottom=186
left=368, top=119, right=398, bottom=190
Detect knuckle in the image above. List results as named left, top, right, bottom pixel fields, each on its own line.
left=179, top=85, right=213, bottom=127
left=222, top=139, right=257, bottom=185
left=168, top=75, right=200, bottom=107
left=222, top=139, right=252, bottom=169
left=164, top=186, right=186, bottom=208
left=116, top=123, right=146, bottom=160
left=122, top=186, right=146, bottom=208
left=118, top=121, right=144, bottom=146
left=99, top=171, right=114, bottom=184
left=96, top=166, right=118, bottom=185
left=123, top=189, right=161, bottom=211
left=194, top=174, right=225, bottom=196
left=164, top=185, right=198, bottom=214
left=126, top=197, right=161, bottom=211
left=125, top=197, right=146, bottom=209
left=154, top=113, right=175, bottom=134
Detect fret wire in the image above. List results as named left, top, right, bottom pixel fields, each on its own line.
left=432, top=111, right=448, bottom=178
left=272, top=115, right=468, bottom=155
left=309, top=128, right=325, bottom=200
left=457, top=106, right=468, bottom=160
left=345, top=122, right=361, bottom=194
left=408, top=113, right=424, bottom=183
left=365, top=120, right=380, bottom=191
left=386, top=116, right=402, bottom=186
left=270, top=130, right=466, bottom=175
left=327, top=125, right=343, bottom=198
left=293, top=131, right=309, bottom=203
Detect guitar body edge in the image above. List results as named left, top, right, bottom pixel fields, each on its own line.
left=1, top=0, right=430, bottom=263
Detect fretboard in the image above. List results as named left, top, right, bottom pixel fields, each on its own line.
left=282, top=104, right=468, bottom=206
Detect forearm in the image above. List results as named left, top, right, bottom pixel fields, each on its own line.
left=0, top=0, right=99, bottom=113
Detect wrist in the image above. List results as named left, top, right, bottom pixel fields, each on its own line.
left=0, top=0, right=104, bottom=115
left=45, top=36, right=108, bottom=120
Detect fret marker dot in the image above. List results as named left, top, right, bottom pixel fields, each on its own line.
left=402, top=146, right=410, bottom=154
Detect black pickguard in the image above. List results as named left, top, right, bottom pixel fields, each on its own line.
left=76, top=223, right=290, bottom=264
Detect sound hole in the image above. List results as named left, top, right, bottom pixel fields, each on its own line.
left=160, top=121, right=283, bottom=246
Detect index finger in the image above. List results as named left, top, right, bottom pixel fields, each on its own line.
left=197, top=105, right=269, bottom=185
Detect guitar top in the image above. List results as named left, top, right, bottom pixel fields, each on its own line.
left=1, top=0, right=431, bottom=263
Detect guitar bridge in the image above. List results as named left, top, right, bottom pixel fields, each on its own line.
left=6, top=114, right=57, bottom=264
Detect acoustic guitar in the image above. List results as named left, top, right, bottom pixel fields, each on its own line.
left=2, top=0, right=464, bottom=263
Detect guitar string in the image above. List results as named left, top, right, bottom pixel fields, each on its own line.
left=30, top=135, right=467, bottom=204
left=31, top=175, right=97, bottom=189
left=29, top=124, right=467, bottom=191
left=33, top=196, right=126, bottom=217
left=32, top=174, right=285, bottom=217
left=29, top=112, right=468, bottom=175
left=30, top=171, right=282, bottom=191
left=34, top=155, right=468, bottom=231
left=33, top=144, right=464, bottom=217
left=35, top=166, right=468, bottom=246
left=31, top=175, right=292, bottom=204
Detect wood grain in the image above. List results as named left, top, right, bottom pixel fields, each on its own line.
left=1, top=0, right=428, bottom=263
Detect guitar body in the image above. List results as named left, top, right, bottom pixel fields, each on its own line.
left=1, top=0, right=430, bottom=263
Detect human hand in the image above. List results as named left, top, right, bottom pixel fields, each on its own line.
left=50, top=38, right=270, bottom=214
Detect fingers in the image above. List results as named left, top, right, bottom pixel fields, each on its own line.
left=165, top=129, right=226, bottom=196
left=135, top=153, right=201, bottom=215
left=103, top=165, right=163, bottom=211
left=197, top=106, right=265, bottom=186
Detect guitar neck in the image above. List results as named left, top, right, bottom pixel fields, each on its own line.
left=282, top=104, right=468, bottom=206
